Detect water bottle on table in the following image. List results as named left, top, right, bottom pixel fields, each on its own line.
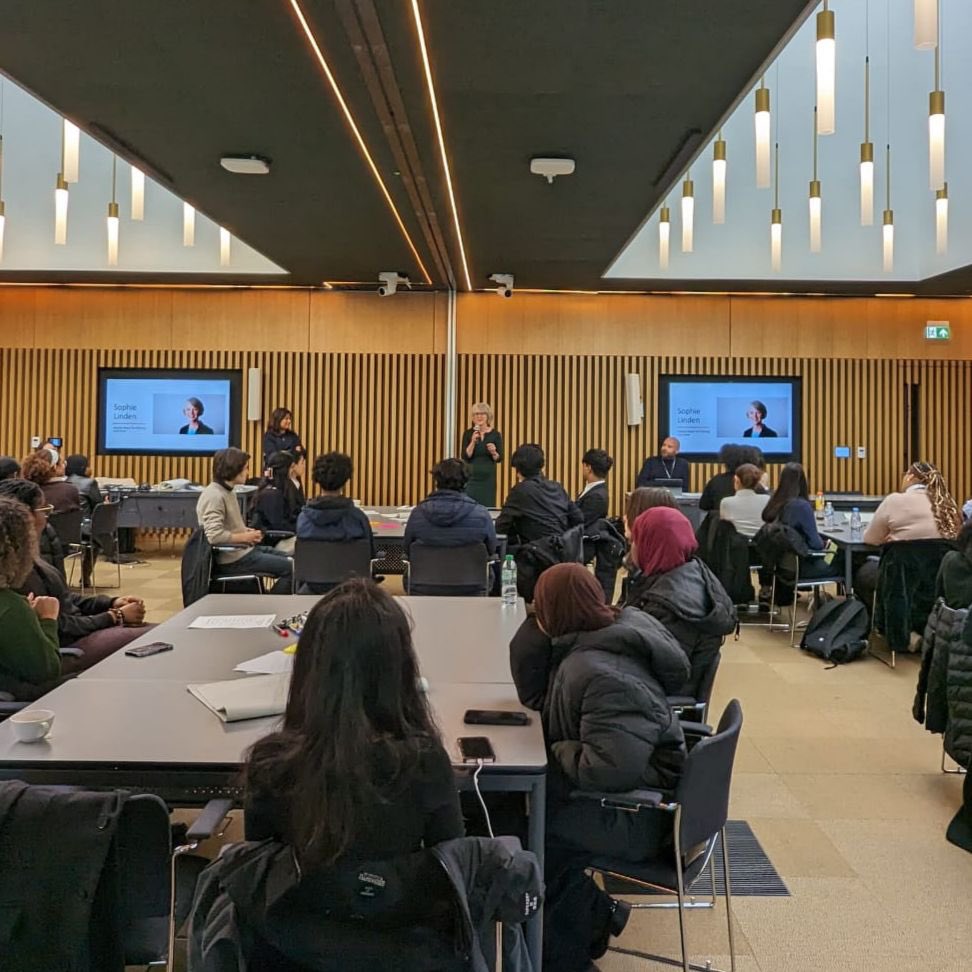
left=823, top=501, right=834, bottom=530
left=849, top=507, right=862, bottom=542
left=501, top=555, right=518, bottom=605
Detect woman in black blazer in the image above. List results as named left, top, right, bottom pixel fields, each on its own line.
left=742, top=400, right=777, bottom=438
left=262, top=407, right=305, bottom=468
left=178, top=397, right=213, bottom=435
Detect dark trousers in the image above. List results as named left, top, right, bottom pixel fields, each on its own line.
left=216, top=545, right=293, bottom=594
left=583, top=540, right=620, bottom=604
left=853, top=557, right=880, bottom=614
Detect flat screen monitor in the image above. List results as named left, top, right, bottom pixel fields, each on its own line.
left=658, top=374, right=802, bottom=462
left=97, top=367, right=242, bottom=457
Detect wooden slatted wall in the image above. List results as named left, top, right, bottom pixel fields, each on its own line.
left=0, top=348, right=444, bottom=506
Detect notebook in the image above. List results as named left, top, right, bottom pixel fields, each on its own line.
left=187, top=673, right=290, bottom=723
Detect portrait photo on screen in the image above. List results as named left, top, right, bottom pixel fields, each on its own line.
left=152, top=394, right=227, bottom=436
left=716, top=397, right=789, bottom=439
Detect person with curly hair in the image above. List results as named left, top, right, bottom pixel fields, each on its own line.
left=21, top=450, right=80, bottom=515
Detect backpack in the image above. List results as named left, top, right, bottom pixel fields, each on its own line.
left=799, top=597, right=869, bottom=665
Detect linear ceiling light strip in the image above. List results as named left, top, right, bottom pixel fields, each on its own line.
left=410, top=0, right=472, bottom=291
left=289, top=0, right=432, bottom=284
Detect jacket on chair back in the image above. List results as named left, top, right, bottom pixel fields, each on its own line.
left=494, top=475, right=583, bottom=547
left=622, top=558, right=737, bottom=698
left=404, top=490, right=498, bottom=555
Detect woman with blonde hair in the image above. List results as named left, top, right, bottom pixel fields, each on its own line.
left=461, top=401, right=503, bottom=507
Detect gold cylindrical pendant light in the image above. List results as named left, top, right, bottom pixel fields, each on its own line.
left=882, top=145, right=893, bottom=272
left=106, top=156, right=119, bottom=266
left=770, top=142, right=782, bottom=271
left=935, top=183, right=948, bottom=255
left=712, top=136, right=726, bottom=224
left=658, top=204, right=670, bottom=270
left=219, top=226, right=231, bottom=267
left=928, top=38, right=945, bottom=190
left=754, top=83, right=771, bottom=188
left=54, top=173, right=69, bottom=245
left=914, top=0, right=937, bottom=49
left=860, top=50, right=873, bottom=225
left=809, top=106, right=821, bottom=252
left=183, top=202, right=195, bottom=247
left=62, top=119, right=80, bottom=183
left=131, top=166, right=145, bottom=220
left=681, top=177, right=694, bottom=253
left=816, top=3, right=836, bottom=135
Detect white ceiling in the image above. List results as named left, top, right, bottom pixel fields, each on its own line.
left=607, top=0, right=971, bottom=284
left=0, top=75, right=285, bottom=275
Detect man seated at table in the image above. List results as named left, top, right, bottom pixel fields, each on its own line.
left=636, top=436, right=690, bottom=489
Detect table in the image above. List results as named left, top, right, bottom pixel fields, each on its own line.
left=819, top=512, right=876, bottom=593
left=108, top=487, right=255, bottom=531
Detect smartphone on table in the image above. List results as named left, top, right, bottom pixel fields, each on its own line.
left=463, top=709, right=530, bottom=726
left=458, top=736, right=496, bottom=763
left=124, top=641, right=174, bottom=658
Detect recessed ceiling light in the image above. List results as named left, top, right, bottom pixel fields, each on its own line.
left=220, top=155, right=271, bottom=175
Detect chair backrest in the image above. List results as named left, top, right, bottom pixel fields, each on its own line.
left=674, top=699, right=743, bottom=851
left=407, top=543, right=490, bottom=595
left=89, top=501, right=119, bottom=537
left=294, top=538, right=372, bottom=587
left=876, top=538, right=955, bottom=648
left=49, top=508, right=83, bottom=547
left=694, top=650, right=722, bottom=706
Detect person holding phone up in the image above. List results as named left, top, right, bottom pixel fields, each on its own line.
left=461, top=402, right=503, bottom=507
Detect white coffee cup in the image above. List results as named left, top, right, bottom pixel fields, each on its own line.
left=352, top=498, right=362, bottom=507
left=10, top=708, right=55, bottom=743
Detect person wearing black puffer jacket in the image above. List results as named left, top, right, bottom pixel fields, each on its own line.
left=623, top=506, right=737, bottom=699
left=510, top=563, right=690, bottom=972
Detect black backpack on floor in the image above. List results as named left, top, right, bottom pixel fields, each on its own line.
left=800, top=598, right=869, bottom=665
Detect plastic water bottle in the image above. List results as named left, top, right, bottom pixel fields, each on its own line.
left=849, top=507, right=862, bottom=542
left=823, top=502, right=835, bottom=530
left=501, top=555, right=518, bottom=605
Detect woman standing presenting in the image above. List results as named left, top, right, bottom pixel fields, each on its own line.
left=262, top=407, right=305, bottom=468
left=461, top=402, right=503, bottom=507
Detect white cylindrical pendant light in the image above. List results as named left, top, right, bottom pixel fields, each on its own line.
left=106, top=201, right=119, bottom=266
left=860, top=144, right=874, bottom=225
left=183, top=202, right=195, bottom=246
left=770, top=209, right=782, bottom=272
left=681, top=178, right=694, bottom=253
left=808, top=181, right=822, bottom=253
left=54, top=173, right=69, bottom=245
left=754, top=86, right=771, bottom=188
left=882, top=209, right=894, bottom=272
left=935, top=184, right=948, bottom=255
left=658, top=205, right=670, bottom=270
left=0, top=201, right=6, bottom=264
left=62, top=119, right=80, bottom=183
left=914, top=0, right=937, bottom=49
left=219, top=226, right=231, bottom=267
left=816, top=4, right=836, bottom=135
left=131, top=166, right=145, bottom=220
left=928, top=89, right=944, bottom=191
left=712, top=138, right=726, bottom=224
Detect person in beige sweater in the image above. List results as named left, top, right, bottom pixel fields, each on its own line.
left=197, top=448, right=292, bottom=592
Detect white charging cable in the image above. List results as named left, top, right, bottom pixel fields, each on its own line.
left=473, top=758, right=494, bottom=838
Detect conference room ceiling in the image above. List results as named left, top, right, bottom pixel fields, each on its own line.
left=9, top=1, right=966, bottom=295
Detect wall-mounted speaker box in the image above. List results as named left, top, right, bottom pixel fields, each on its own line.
left=625, top=373, right=644, bottom=426
left=247, top=367, right=262, bottom=421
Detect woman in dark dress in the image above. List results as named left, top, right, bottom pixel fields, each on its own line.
left=460, top=401, right=503, bottom=507
left=262, top=407, right=305, bottom=469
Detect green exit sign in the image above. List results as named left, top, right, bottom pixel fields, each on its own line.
left=925, top=322, right=951, bottom=341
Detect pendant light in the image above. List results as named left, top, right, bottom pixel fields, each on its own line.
left=754, top=80, right=771, bottom=188
left=914, top=0, right=937, bottom=49
left=62, top=119, right=80, bottom=183
left=106, top=156, right=119, bottom=266
left=882, top=145, right=893, bottom=272
left=771, top=143, right=782, bottom=272
left=712, top=134, right=726, bottom=224
left=935, top=183, right=948, bottom=255
left=219, top=226, right=231, bottom=267
left=816, top=1, right=836, bottom=135
left=681, top=176, right=694, bottom=253
left=54, top=122, right=69, bottom=245
left=860, top=56, right=873, bottom=224
left=183, top=202, right=195, bottom=247
left=658, top=204, right=670, bottom=270
left=928, top=21, right=944, bottom=190
left=809, top=108, right=821, bottom=253
left=131, top=166, right=145, bottom=220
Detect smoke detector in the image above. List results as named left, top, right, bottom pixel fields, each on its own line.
left=530, top=157, right=575, bottom=184
left=220, top=155, right=272, bottom=175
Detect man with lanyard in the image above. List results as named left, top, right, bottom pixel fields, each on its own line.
left=636, top=436, right=690, bottom=489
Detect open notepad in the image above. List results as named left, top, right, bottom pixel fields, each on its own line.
left=187, top=673, right=290, bottom=723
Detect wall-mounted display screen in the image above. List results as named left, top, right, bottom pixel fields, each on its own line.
left=658, top=374, right=802, bottom=462
left=97, top=368, right=242, bottom=456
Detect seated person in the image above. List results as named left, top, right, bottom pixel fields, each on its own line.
left=624, top=486, right=679, bottom=538
left=719, top=462, right=770, bottom=539
left=576, top=448, right=612, bottom=527
left=936, top=520, right=972, bottom=610
left=65, top=454, right=104, bottom=518
left=252, top=450, right=305, bottom=553
left=509, top=563, right=688, bottom=971
left=856, top=461, right=962, bottom=609
left=495, top=443, right=583, bottom=548
left=243, top=578, right=463, bottom=884
left=622, top=506, right=737, bottom=697
left=635, top=436, right=690, bottom=488
left=0, top=495, right=64, bottom=693
left=0, top=479, right=149, bottom=665
left=0, top=457, right=20, bottom=481
left=21, top=450, right=81, bottom=514
left=404, top=458, right=497, bottom=595
left=698, top=444, right=764, bottom=514
left=197, top=448, right=292, bottom=593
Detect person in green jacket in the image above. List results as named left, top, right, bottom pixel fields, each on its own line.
left=936, top=520, right=972, bottom=610
left=0, top=495, right=61, bottom=690
left=460, top=402, right=503, bottom=507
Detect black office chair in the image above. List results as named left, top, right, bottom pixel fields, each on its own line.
left=293, top=538, right=378, bottom=593
left=84, top=501, right=121, bottom=592
left=668, top=651, right=721, bottom=724
left=403, top=543, right=492, bottom=596
left=49, top=508, right=86, bottom=592
left=574, top=700, right=743, bottom=972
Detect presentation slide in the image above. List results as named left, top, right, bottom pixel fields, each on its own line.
left=660, top=376, right=801, bottom=461
left=98, top=369, right=241, bottom=456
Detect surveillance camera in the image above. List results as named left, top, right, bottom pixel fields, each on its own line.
left=489, top=273, right=514, bottom=298
left=377, top=271, right=411, bottom=297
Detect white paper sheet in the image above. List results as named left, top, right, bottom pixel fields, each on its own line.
left=187, top=674, right=290, bottom=723
left=188, top=614, right=277, bottom=630
left=234, top=651, right=295, bottom=675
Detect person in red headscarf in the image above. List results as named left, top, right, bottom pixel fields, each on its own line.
left=509, top=562, right=690, bottom=971
left=622, top=507, right=737, bottom=699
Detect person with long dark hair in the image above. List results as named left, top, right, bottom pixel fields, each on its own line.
left=262, top=407, right=305, bottom=468
left=252, top=450, right=305, bottom=552
left=509, top=563, right=689, bottom=970
left=698, top=444, right=765, bottom=513
left=243, top=578, right=463, bottom=868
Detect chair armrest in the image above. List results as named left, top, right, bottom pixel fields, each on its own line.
left=680, top=721, right=713, bottom=739
left=185, top=798, right=235, bottom=843
left=568, top=788, right=669, bottom=812
left=58, top=647, right=85, bottom=658
left=213, top=543, right=251, bottom=552
left=261, top=530, right=294, bottom=543
left=0, top=701, right=28, bottom=716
